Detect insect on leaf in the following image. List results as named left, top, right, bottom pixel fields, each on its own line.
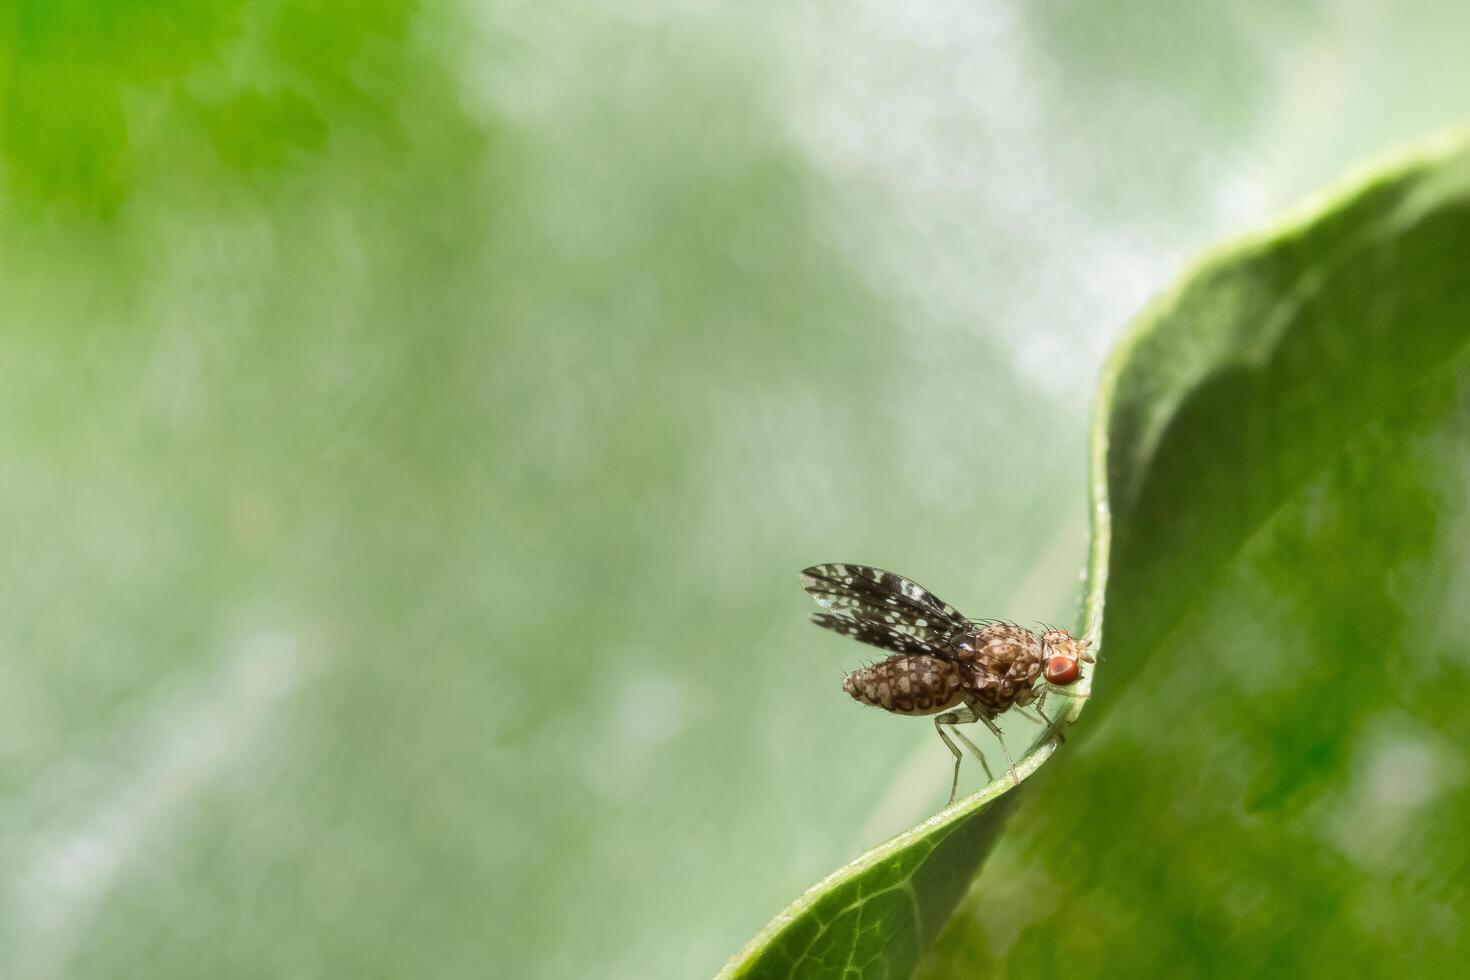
left=721, top=132, right=1470, bottom=980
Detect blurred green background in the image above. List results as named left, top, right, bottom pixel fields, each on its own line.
left=2, top=2, right=1469, bottom=978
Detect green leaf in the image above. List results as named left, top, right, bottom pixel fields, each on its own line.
left=914, top=134, right=1470, bottom=977
left=714, top=755, right=1077, bottom=979
left=726, top=130, right=1470, bottom=980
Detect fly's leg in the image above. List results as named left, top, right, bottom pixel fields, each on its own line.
left=980, top=714, right=1020, bottom=786
left=934, top=704, right=995, bottom=805
left=1028, top=689, right=1065, bottom=742
left=949, top=727, right=994, bottom=783
left=1034, top=705, right=1065, bottom=743
left=933, top=714, right=964, bottom=806
left=1016, top=705, right=1064, bottom=741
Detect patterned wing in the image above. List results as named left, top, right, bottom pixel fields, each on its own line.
left=799, top=563, right=970, bottom=640
left=809, top=613, right=960, bottom=662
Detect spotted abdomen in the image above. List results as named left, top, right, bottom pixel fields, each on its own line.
left=843, top=656, right=964, bottom=715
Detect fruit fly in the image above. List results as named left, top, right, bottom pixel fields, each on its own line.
left=800, top=563, right=1093, bottom=805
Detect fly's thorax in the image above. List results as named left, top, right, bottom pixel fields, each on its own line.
left=951, top=624, right=1045, bottom=686
left=843, top=655, right=964, bottom=716
left=971, top=624, right=1044, bottom=667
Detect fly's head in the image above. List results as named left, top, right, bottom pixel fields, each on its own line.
left=1040, top=628, right=1094, bottom=687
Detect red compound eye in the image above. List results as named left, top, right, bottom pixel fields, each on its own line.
left=1044, top=655, right=1080, bottom=686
